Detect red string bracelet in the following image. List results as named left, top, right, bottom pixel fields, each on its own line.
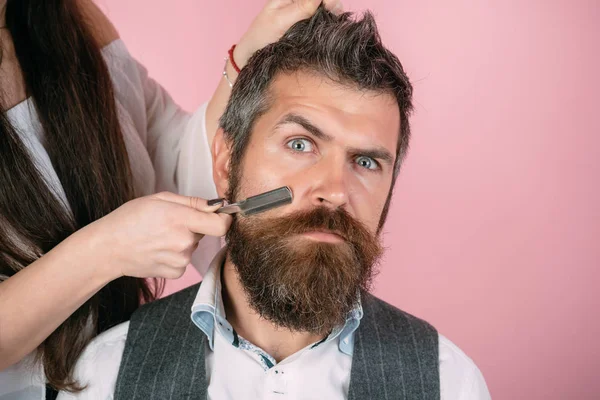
left=228, top=44, right=241, bottom=74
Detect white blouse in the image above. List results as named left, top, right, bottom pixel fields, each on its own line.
left=0, top=39, right=221, bottom=400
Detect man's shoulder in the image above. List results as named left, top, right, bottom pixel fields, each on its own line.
left=58, top=284, right=204, bottom=399
left=361, top=291, right=437, bottom=333
left=78, top=321, right=130, bottom=368
left=361, top=293, right=491, bottom=398
left=438, top=335, right=491, bottom=399
left=131, top=282, right=202, bottom=323
left=58, top=322, right=130, bottom=399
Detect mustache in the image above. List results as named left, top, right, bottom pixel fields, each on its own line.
left=239, top=206, right=374, bottom=244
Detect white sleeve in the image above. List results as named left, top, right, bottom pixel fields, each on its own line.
left=101, top=39, right=217, bottom=199
left=56, top=322, right=130, bottom=400
left=136, top=61, right=218, bottom=200
left=137, top=63, right=222, bottom=275
left=102, top=40, right=221, bottom=274
left=439, top=335, right=492, bottom=400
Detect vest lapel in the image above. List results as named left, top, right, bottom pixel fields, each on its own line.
left=115, top=286, right=439, bottom=400
left=114, top=284, right=209, bottom=400
left=347, top=292, right=440, bottom=400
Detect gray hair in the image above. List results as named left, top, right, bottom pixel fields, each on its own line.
left=220, top=6, right=413, bottom=216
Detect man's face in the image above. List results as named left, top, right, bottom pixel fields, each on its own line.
left=215, top=71, right=401, bottom=334
left=228, top=71, right=400, bottom=234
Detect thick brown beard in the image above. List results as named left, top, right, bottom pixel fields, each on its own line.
left=226, top=206, right=383, bottom=335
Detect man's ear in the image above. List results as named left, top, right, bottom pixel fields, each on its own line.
left=212, top=128, right=231, bottom=198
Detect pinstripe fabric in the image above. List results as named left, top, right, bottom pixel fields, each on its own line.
left=114, top=284, right=207, bottom=400
left=114, top=286, right=439, bottom=400
left=348, top=292, right=440, bottom=400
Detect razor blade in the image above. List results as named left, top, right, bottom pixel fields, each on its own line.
left=216, top=186, right=293, bottom=216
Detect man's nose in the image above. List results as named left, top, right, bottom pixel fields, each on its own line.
left=308, top=157, right=349, bottom=209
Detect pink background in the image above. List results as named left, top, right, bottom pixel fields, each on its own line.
left=99, top=0, right=600, bottom=398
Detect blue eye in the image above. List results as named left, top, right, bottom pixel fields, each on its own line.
left=287, top=138, right=313, bottom=152
left=356, top=155, right=378, bottom=170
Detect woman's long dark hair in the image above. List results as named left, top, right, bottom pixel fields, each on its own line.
left=0, top=0, right=160, bottom=391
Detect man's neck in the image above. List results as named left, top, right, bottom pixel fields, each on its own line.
left=221, top=254, right=326, bottom=363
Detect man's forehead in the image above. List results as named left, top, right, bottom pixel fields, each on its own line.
left=269, top=70, right=395, bottom=103
left=265, top=70, right=401, bottom=150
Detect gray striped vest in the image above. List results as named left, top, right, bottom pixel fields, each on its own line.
left=114, top=283, right=440, bottom=400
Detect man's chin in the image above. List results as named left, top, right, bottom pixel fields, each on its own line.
left=255, top=301, right=349, bottom=336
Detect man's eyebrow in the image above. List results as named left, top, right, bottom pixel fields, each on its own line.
left=274, top=112, right=395, bottom=166
left=348, top=147, right=395, bottom=166
left=274, top=113, right=334, bottom=142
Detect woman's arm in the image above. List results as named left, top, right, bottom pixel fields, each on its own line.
left=77, top=0, right=343, bottom=161
left=0, top=192, right=231, bottom=370
left=205, top=0, right=343, bottom=148
left=0, top=230, right=115, bottom=370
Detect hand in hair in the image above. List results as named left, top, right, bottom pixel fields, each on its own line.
left=206, top=0, right=343, bottom=144
left=233, top=0, right=344, bottom=68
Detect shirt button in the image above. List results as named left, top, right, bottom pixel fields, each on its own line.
left=268, top=369, right=287, bottom=395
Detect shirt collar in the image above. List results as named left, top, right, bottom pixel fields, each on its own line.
left=190, top=247, right=363, bottom=356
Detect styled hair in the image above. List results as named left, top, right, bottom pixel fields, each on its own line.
left=0, top=0, right=159, bottom=392
left=220, top=6, right=413, bottom=188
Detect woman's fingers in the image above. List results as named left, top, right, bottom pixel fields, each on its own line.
left=151, top=192, right=231, bottom=236
left=294, top=0, right=322, bottom=17
left=323, top=0, right=344, bottom=15
left=153, top=191, right=223, bottom=212
left=156, top=265, right=187, bottom=280
left=185, top=208, right=232, bottom=237
left=296, top=0, right=343, bottom=14
left=290, top=0, right=344, bottom=18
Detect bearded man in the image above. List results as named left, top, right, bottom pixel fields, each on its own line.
left=62, top=6, right=490, bottom=400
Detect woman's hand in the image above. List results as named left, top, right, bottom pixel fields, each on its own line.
left=207, top=1, right=343, bottom=148
left=83, top=192, right=231, bottom=281
left=234, top=0, right=344, bottom=67
left=0, top=191, right=230, bottom=369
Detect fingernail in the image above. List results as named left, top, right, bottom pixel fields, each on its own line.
left=207, top=198, right=224, bottom=206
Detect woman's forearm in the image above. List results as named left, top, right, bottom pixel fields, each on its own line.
left=205, top=55, right=240, bottom=150
left=0, top=228, right=114, bottom=370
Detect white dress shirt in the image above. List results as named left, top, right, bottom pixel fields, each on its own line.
left=0, top=39, right=221, bottom=400
left=59, top=249, right=491, bottom=400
